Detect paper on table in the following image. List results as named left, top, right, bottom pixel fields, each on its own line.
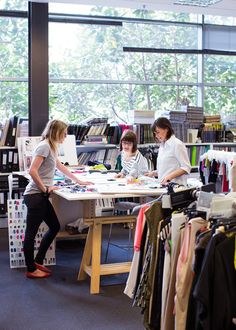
left=96, top=183, right=128, bottom=194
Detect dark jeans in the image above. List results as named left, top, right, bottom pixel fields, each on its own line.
left=23, top=193, right=60, bottom=272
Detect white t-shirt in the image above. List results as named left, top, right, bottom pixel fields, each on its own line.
left=156, top=135, right=191, bottom=186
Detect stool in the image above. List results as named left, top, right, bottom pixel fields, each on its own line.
left=104, top=201, right=139, bottom=262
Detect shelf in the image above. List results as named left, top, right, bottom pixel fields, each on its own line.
left=76, top=144, right=117, bottom=150
left=56, top=231, right=87, bottom=240
left=185, top=143, right=212, bottom=146
left=138, top=142, right=236, bottom=148
left=0, top=146, right=17, bottom=150
left=211, top=142, right=236, bottom=146
left=84, top=261, right=131, bottom=276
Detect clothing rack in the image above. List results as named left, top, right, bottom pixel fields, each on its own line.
left=200, top=149, right=236, bottom=163
left=199, top=149, right=236, bottom=192
left=127, top=192, right=236, bottom=330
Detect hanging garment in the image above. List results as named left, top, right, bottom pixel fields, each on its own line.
left=222, top=162, right=229, bottom=192
left=162, top=213, right=187, bottom=330
left=175, top=217, right=207, bottom=330
left=193, top=232, right=226, bottom=330
left=186, top=230, right=212, bottom=330
left=161, top=238, right=171, bottom=323
left=210, top=235, right=236, bottom=330
left=148, top=218, right=171, bottom=330
left=134, top=205, right=150, bottom=252
left=124, top=205, right=149, bottom=298
left=194, top=233, right=236, bottom=330
left=124, top=251, right=140, bottom=299
left=132, top=221, right=148, bottom=301
left=133, top=202, right=163, bottom=327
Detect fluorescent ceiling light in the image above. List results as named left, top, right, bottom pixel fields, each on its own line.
left=174, top=0, right=222, bottom=7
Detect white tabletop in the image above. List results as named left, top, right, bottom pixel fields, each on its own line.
left=54, top=172, right=166, bottom=201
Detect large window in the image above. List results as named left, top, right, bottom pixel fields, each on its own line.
left=49, top=4, right=199, bottom=23
left=204, top=86, right=236, bottom=116
left=1, top=2, right=236, bottom=124
left=49, top=10, right=200, bottom=123
left=205, top=55, right=236, bottom=84
left=0, top=0, right=28, bottom=11
left=49, top=82, right=198, bottom=124
left=0, top=82, right=28, bottom=119
left=0, top=13, right=28, bottom=121
left=204, top=15, right=236, bottom=26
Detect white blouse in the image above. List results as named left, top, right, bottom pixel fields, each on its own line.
left=156, top=135, right=191, bottom=186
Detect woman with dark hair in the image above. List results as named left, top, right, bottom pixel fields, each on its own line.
left=116, top=129, right=148, bottom=180
left=145, top=117, right=191, bottom=186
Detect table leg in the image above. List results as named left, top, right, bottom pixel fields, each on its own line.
left=90, top=222, right=102, bottom=294
left=77, top=226, right=92, bottom=281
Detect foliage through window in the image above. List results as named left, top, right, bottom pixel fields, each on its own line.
left=0, top=2, right=236, bottom=123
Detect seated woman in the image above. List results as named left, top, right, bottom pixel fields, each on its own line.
left=114, top=129, right=149, bottom=212
left=116, top=129, right=149, bottom=181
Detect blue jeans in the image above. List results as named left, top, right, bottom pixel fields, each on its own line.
left=23, top=193, right=60, bottom=272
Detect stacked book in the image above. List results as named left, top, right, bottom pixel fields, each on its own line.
left=202, top=114, right=224, bottom=142
left=67, top=125, right=89, bottom=143
left=77, top=148, right=119, bottom=169
left=83, top=123, right=109, bottom=144
left=128, top=110, right=155, bottom=124
left=170, top=121, right=187, bottom=142
left=169, top=106, right=204, bottom=142
left=134, top=124, right=155, bottom=144
left=204, top=115, right=221, bottom=123
left=187, top=106, right=204, bottom=124
left=169, top=110, right=187, bottom=122
left=202, top=123, right=224, bottom=142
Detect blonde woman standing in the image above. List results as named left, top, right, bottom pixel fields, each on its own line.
left=23, top=120, right=92, bottom=279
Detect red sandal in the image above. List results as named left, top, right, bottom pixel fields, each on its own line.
left=35, top=263, right=52, bottom=274
left=26, top=270, right=51, bottom=279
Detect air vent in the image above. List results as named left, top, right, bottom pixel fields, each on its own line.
left=174, top=0, right=222, bottom=7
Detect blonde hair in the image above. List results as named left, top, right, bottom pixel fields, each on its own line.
left=41, top=120, right=68, bottom=154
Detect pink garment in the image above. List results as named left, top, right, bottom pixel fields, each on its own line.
left=134, top=205, right=150, bottom=251
left=175, top=217, right=207, bottom=330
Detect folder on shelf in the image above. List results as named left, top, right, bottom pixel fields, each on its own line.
left=0, top=149, right=8, bottom=172
left=191, top=146, right=197, bottom=166
left=12, top=150, right=19, bottom=171
left=0, top=192, right=4, bottom=214
left=0, top=119, right=10, bottom=146
left=5, top=116, right=19, bottom=147
left=7, top=149, right=14, bottom=172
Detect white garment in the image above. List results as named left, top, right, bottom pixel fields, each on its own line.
left=161, top=249, right=171, bottom=320
left=124, top=251, right=140, bottom=298
left=161, top=212, right=186, bottom=329
left=171, top=212, right=187, bottom=256
left=156, top=135, right=191, bottom=186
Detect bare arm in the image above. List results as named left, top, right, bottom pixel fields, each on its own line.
left=144, top=170, right=158, bottom=178
left=115, top=172, right=125, bottom=178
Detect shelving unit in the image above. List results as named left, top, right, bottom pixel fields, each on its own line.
left=76, top=144, right=119, bottom=169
